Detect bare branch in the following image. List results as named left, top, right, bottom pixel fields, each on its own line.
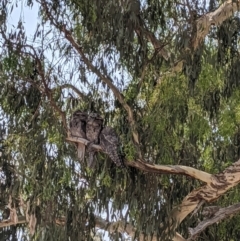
left=66, top=135, right=101, bottom=150
left=173, top=233, right=187, bottom=241
left=66, top=135, right=212, bottom=183
left=29, top=48, right=68, bottom=130
left=158, top=0, right=240, bottom=76
left=169, top=160, right=240, bottom=240
left=188, top=203, right=240, bottom=240
left=193, top=0, right=240, bottom=49
left=0, top=216, right=26, bottom=228
left=31, top=54, right=68, bottom=130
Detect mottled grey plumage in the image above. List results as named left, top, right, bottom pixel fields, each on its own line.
left=86, top=113, right=104, bottom=168
left=86, top=113, right=103, bottom=143
left=69, top=110, right=87, bottom=161
left=100, top=126, right=124, bottom=167
left=128, top=0, right=140, bottom=14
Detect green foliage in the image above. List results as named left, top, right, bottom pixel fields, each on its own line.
left=1, top=0, right=240, bottom=240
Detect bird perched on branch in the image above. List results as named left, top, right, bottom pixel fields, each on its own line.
left=100, top=126, right=125, bottom=168
left=69, top=110, right=88, bottom=161
left=86, top=113, right=104, bottom=168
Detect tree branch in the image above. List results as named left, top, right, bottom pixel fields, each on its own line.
left=169, top=160, right=240, bottom=240
left=31, top=54, right=68, bottom=130
left=135, top=24, right=170, bottom=61
left=188, top=203, right=240, bottom=240
left=40, top=0, right=140, bottom=146
left=95, top=216, right=184, bottom=241
left=66, top=135, right=212, bottom=183
left=58, top=83, right=86, bottom=100
left=158, top=0, right=240, bottom=78
left=0, top=203, right=183, bottom=241
left=193, top=0, right=240, bottom=49
left=2, top=152, right=240, bottom=241
left=0, top=216, right=26, bottom=228
left=0, top=28, right=69, bottom=131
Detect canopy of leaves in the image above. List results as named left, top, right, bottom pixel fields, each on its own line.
left=0, top=0, right=240, bottom=240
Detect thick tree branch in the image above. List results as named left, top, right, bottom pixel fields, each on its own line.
left=193, top=0, right=240, bottom=49
left=188, top=203, right=240, bottom=240
left=66, top=135, right=212, bottom=183
left=2, top=147, right=240, bottom=241
left=158, top=0, right=240, bottom=77
left=169, top=160, right=240, bottom=240
left=127, top=158, right=212, bottom=183
left=40, top=0, right=140, bottom=146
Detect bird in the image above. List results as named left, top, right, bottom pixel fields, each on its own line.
left=86, top=113, right=104, bottom=168
left=69, top=110, right=88, bottom=161
left=99, top=126, right=125, bottom=168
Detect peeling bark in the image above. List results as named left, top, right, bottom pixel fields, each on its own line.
left=193, top=0, right=240, bottom=49
left=2, top=0, right=240, bottom=239
left=2, top=159, right=240, bottom=241
left=169, top=160, right=240, bottom=240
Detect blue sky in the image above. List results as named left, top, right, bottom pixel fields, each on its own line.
left=7, top=1, right=39, bottom=36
